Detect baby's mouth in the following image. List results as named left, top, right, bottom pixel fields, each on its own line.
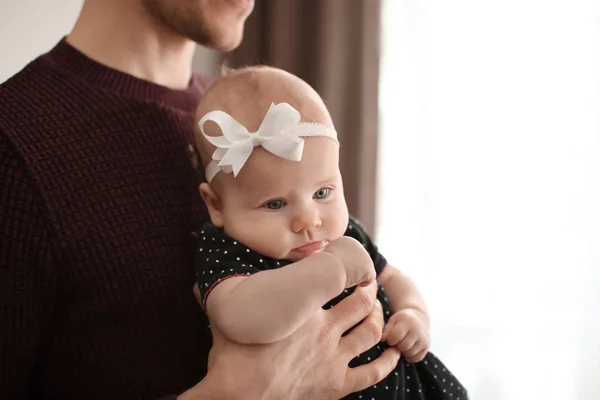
left=292, top=240, right=328, bottom=255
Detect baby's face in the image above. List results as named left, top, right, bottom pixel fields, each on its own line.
left=217, top=137, right=349, bottom=261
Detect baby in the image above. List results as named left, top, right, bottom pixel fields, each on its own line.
left=191, top=66, right=467, bottom=400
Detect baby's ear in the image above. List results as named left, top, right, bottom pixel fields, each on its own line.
left=199, top=183, right=224, bottom=227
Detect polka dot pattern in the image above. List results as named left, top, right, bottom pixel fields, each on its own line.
left=194, top=217, right=468, bottom=399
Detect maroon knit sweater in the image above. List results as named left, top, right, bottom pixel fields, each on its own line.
left=0, top=39, right=213, bottom=399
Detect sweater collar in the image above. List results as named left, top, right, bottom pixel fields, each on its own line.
left=44, top=38, right=210, bottom=113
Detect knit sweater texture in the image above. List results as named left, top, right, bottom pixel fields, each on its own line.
left=0, top=39, right=212, bottom=399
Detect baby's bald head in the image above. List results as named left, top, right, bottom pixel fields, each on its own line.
left=193, top=65, right=334, bottom=172
left=192, top=66, right=346, bottom=243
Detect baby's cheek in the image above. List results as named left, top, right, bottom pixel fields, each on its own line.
left=331, top=204, right=349, bottom=239
left=246, top=224, right=287, bottom=259
left=222, top=213, right=262, bottom=248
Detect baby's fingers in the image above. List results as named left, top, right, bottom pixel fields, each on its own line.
left=402, top=339, right=423, bottom=357
left=385, top=323, right=409, bottom=347
left=402, top=335, right=430, bottom=363
left=397, top=332, right=419, bottom=353
left=381, top=320, right=393, bottom=343
left=404, top=346, right=429, bottom=364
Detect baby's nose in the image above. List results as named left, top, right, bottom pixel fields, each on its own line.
left=291, top=209, right=322, bottom=233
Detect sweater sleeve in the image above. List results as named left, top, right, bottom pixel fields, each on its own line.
left=0, top=133, right=57, bottom=399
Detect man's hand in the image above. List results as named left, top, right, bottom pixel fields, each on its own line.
left=382, top=308, right=430, bottom=363
left=180, top=282, right=400, bottom=400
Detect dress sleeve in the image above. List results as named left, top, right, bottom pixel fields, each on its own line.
left=194, top=225, right=264, bottom=310
left=0, top=133, right=57, bottom=399
left=344, top=216, right=388, bottom=276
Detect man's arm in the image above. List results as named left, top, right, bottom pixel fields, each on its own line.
left=0, top=134, right=57, bottom=399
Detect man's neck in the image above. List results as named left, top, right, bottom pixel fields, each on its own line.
left=67, top=0, right=196, bottom=90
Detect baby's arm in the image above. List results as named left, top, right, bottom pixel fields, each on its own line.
left=206, top=238, right=374, bottom=344
left=379, top=265, right=431, bottom=362
left=378, top=265, right=428, bottom=317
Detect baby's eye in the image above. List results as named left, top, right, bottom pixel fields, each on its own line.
left=264, top=199, right=285, bottom=210
left=314, top=188, right=331, bottom=199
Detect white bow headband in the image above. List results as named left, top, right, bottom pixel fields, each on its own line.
left=198, top=102, right=338, bottom=183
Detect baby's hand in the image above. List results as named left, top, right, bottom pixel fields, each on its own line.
left=382, top=309, right=430, bottom=363
left=324, top=236, right=376, bottom=289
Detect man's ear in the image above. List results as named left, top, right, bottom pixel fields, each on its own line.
left=199, top=183, right=224, bottom=227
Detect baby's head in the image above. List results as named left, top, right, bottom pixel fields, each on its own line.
left=193, top=66, right=349, bottom=261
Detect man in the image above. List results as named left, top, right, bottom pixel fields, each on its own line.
left=0, top=0, right=400, bottom=399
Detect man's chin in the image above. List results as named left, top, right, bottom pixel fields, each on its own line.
left=202, top=30, right=244, bottom=52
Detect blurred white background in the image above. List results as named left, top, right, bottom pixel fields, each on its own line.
left=377, top=0, right=600, bottom=399
left=0, top=0, right=220, bottom=84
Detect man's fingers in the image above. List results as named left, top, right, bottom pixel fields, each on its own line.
left=339, top=296, right=385, bottom=359
left=343, top=348, right=401, bottom=396
left=326, top=282, right=378, bottom=335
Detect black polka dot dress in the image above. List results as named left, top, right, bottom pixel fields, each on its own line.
left=195, top=216, right=468, bottom=400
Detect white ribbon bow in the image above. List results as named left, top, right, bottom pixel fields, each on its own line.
left=198, top=102, right=337, bottom=182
